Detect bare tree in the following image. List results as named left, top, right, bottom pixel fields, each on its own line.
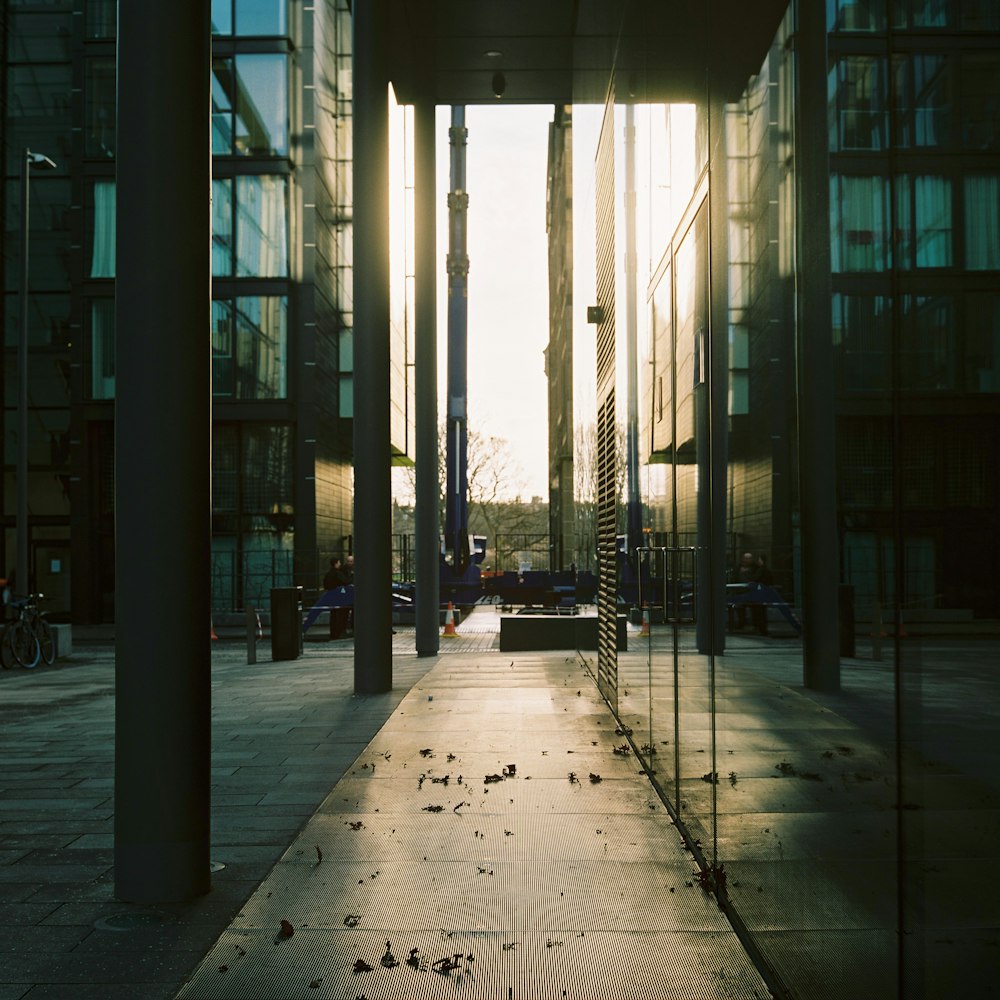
left=392, top=424, right=543, bottom=569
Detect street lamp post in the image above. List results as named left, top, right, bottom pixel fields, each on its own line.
left=17, top=149, right=57, bottom=597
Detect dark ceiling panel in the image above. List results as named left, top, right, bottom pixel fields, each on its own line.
left=388, top=0, right=790, bottom=106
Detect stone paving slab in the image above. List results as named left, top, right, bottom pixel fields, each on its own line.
left=0, top=641, right=434, bottom=1000
left=4, top=614, right=998, bottom=999
left=177, top=651, right=771, bottom=999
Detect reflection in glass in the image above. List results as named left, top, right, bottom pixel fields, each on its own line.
left=901, top=295, right=955, bottom=389
left=211, top=0, right=232, bottom=35
left=827, top=0, right=885, bottom=31
left=829, top=56, right=885, bottom=150
left=85, top=58, right=116, bottom=159
left=892, top=53, right=951, bottom=148
left=893, top=0, right=954, bottom=28
left=235, top=175, right=288, bottom=277
left=8, top=11, right=73, bottom=60
left=960, top=54, right=1000, bottom=149
left=4, top=178, right=72, bottom=292
left=213, top=56, right=289, bottom=156
left=212, top=59, right=235, bottom=155
left=212, top=296, right=288, bottom=399
left=90, top=299, right=115, bottom=400
left=234, top=55, right=288, bottom=156
left=212, top=0, right=287, bottom=36
left=964, top=175, right=1000, bottom=269
left=86, top=0, right=116, bottom=38
left=241, top=424, right=292, bottom=512
left=965, top=293, right=1000, bottom=392
left=649, top=269, right=672, bottom=455
left=673, top=224, right=698, bottom=458
left=4, top=295, right=67, bottom=352
left=212, top=178, right=233, bottom=276
left=90, top=181, right=115, bottom=278
left=831, top=174, right=890, bottom=271
left=236, top=0, right=286, bottom=36
left=914, top=175, right=953, bottom=268
left=833, top=294, right=891, bottom=392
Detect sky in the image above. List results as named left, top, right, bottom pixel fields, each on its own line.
left=435, top=105, right=562, bottom=501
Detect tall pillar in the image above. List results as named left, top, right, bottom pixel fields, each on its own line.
left=352, top=1, right=393, bottom=692
left=795, top=0, right=840, bottom=691
left=708, top=92, right=730, bottom=657
left=114, top=0, right=211, bottom=902
left=414, top=98, right=440, bottom=657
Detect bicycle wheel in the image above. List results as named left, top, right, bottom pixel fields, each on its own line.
left=9, top=621, right=40, bottom=669
left=38, top=619, right=56, bottom=665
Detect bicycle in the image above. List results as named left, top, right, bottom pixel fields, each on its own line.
left=1, top=594, right=55, bottom=669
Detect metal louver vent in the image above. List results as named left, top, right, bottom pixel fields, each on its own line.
left=594, top=94, right=617, bottom=711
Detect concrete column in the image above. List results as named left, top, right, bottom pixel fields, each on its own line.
left=414, top=98, right=440, bottom=657
left=352, top=1, right=393, bottom=692
left=114, top=0, right=211, bottom=902
left=795, top=0, right=840, bottom=692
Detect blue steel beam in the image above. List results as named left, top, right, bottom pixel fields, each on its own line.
left=444, top=105, right=470, bottom=571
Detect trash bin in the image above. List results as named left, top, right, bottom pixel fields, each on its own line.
left=270, top=587, right=303, bottom=661
left=838, top=584, right=855, bottom=658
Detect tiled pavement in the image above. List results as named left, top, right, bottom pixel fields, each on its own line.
left=0, top=640, right=433, bottom=1000
left=2, top=608, right=998, bottom=999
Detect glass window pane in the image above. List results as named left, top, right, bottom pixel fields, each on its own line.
left=211, top=0, right=232, bottom=35
left=913, top=55, right=951, bottom=146
left=338, top=374, right=353, bottom=418
left=833, top=293, right=891, bottom=392
left=895, top=174, right=913, bottom=269
left=4, top=178, right=72, bottom=293
left=90, top=180, right=116, bottom=278
left=4, top=293, right=70, bottom=350
left=212, top=178, right=233, bottom=276
left=961, top=54, right=1000, bottom=151
left=830, top=56, right=885, bottom=150
left=901, top=295, right=956, bottom=389
left=964, top=293, right=1000, bottom=392
left=828, top=0, right=886, bottom=30
left=961, top=0, right=1000, bottom=28
left=86, top=0, right=116, bottom=38
left=214, top=297, right=287, bottom=400
left=241, top=424, right=292, bottom=513
left=212, top=425, right=239, bottom=513
left=86, top=58, right=116, bottom=159
left=212, top=59, right=235, bottom=155
left=7, top=12, right=73, bottom=60
left=914, top=175, right=953, bottom=268
left=893, top=53, right=952, bottom=148
left=234, top=54, right=288, bottom=156
left=235, top=0, right=286, bottom=36
left=234, top=296, right=287, bottom=398
left=964, top=175, right=1000, bottom=270
left=831, top=174, right=890, bottom=271
left=893, top=0, right=955, bottom=26
left=89, top=299, right=115, bottom=400
left=212, top=299, right=235, bottom=397
left=234, top=174, right=288, bottom=277
left=6, top=64, right=72, bottom=172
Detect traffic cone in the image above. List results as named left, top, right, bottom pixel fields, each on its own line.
left=640, top=602, right=651, bottom=637
left=442, top=601, right=458, bottom=638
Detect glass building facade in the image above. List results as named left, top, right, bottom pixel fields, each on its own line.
left=545, top=2, right=999, bottom=995
left=0, top=0, right=421, bottom=620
